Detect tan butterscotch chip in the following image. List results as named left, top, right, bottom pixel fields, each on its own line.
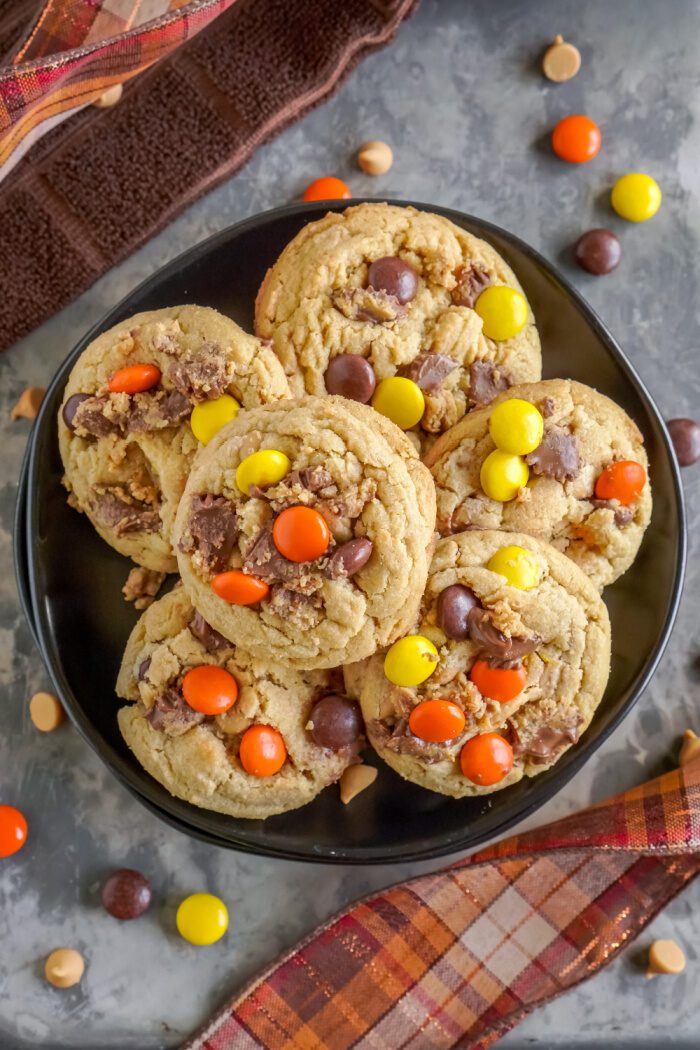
left=93, top=84, right=123, bottom=108
left=45, top=948, right=85, bottom=988
left=646, top=939, right=686, bottom=978
left=679, top=729, right=700, bottom=766
left=340, top=763, right=378, bottom=804
left=29, top=692, right=65, bottom=732
left=11, top=386, right=45, bottom=420
left=357, top=140, right=393, bottom=175
left=542, top=36, right=581, bottom=82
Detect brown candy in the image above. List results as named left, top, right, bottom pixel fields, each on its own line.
left=61, top=393, right=91, bottom=431
left=436, top=584, right=479, bottom=640
left=327, top=538, right=373, bottom=578
left=101, top=868, right=152, bottom=920
left=574, top=229, right=621, bottom=275
left=367, top=256, right=419, bottom=304
left=667, top=418, right=700, bottom=466
left=324, top=354, right=376, bottom=403
left=308, top=695, right=363, bottom=751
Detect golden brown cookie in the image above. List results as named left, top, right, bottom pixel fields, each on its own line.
left=173, top=395, right=436, bottom=669
left=117, top=588, right=363, bottom=819
left=255, top=203, right=541, bottom=451
left=424, top=379, right=652, bottom=589
left=59, top=306, right=291, bottom=572
left=345, top=529, right=611, bottom=798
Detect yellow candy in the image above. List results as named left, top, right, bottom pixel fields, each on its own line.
left=480, top=449, right=529, bottom=502
left=489, top=399, right=543, bottom=455
left=474, top=286, right=528, bottom=341
left=371, top=377, right=425, bottom=430
left=487, top=546, right=540, bottom=590
left=611, top=173, right=662, bottom=222
left=384, top=635, right=439, bottom=687
left=190, top=394, right=240, bottom=445
left=176, top=893, right=229, bottom=946
left=236, top=449, right=290, bottom=495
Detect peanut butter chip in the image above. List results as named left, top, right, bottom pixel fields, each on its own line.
left=93, top=84, right=123, bottom=108
left=340, top=764, right=378, bottom=804
left=30, top=692, right=65, bottom=732
left=542, top=36, right=581, bottom=82
left=45, top=948, right=85, bottom=988
left=11, top=386, right=45, bottom=420
left=679, top=729, right=700, bottom=766
left=357, top=140, right=393, bottom=176
left=646, top=939, right=686, bottom=978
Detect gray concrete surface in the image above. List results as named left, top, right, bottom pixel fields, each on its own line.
left=1, top=0, right=699, bottom=1046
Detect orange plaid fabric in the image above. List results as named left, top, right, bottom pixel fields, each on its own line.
left=0, top=0, right=236, bottom=176
left=184, top=760, right=700, bottom=1049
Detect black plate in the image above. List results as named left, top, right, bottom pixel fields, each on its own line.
left=19, top=200, right=686, bottom=864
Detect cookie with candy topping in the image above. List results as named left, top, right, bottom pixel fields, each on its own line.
left=173, top=395, right=436, bottom=669
left=59, top=306, right=291, bottom=572
left=117, top=587, right=362, bottom=818
left=345, top=530, right=611, bottom=797
left=424, top=379, right=652, bottom=589
left=255, top=203, right=541, bottom=451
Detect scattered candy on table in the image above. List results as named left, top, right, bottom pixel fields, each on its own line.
left=182, top=666, right=239, bottom=715
left=29, top=691, right=65, bottom=732
left=325, top=354, right=376, bottom=402
left=487, top=546, right=541, bottom=590
left=611, top=173, right=662, bottom=222
left=339, top=764, right=377, bottom=804
left=667, top=418, right=700, bottom=467
left=384, top=635, right=439, bottom=687
left=469, top=659, right=527, bottom=703
left=211, top=570, right=269, bottom=605
left=303, top=176, right=351, bottom=202
left=190, top=394, right=240, bottom=445
left=107, top=363, right=161, bottom=394
left=102, top=869, right=152, bottom=920
left=93, top=83, right=123, bottom=108
left=408, top=699, right=466, bottom=743
left=551, top=114, right=601, bottom=164
left=474, top=285, right=528, bottom=340
left=542, top=35, right=581, bottom=82
left=176, top=893, right=229, bottom=946
left=239, top=725, right=287, bottom=777
left=459, top=733, right=514, bottom=786
left=236, top=449, right=290, bottom=495
left=594, top=460, right=646, bottom=504
left=272, top=505, right=331, bottom=562
left=679, top=729, right=700, bottom=766
left=0, top=804, right=27, bottom=857
left=44, top=948, right=85, bottom=988
left=574, top=229, right=622, bottom=275
left=357, top=140, right=393, bottom=175
left=646, top=939, right=686, bottom=978
left=480, top=449, right=530, bottom=502
left=371, top=376, right=425, bottom=429
left=11, top=386, right=45, bottom=421
left=489, top=399, right=544, bottom=455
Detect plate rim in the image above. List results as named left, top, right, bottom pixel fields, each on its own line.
left=20, top=198, right=687, bottom=864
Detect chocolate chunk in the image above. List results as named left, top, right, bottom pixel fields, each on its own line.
left=129, top=389, right=191, bottom=430
left=574, top=229, right=621, bottom=276
left=180, top=494, right=238, bottom=573
left=137, top=657, right=152, bottom=681
left=324, top=354, right=376, bottom=403
left=437, top=584, right=480, bottom=640
left=667, top=418, right=700, bottom=467
left=398, top=352, right=459, bottom=392
left=267, top=584, right=320, bottom=619
left=287, top=467, right=334, bottom=493
left=540, top=397, right=555, bottom=418
left=308, top=695, right=363, bottom=751
left=73, top=395, right=121, bottom=437
left=189, top=610, right=231, bottom=652
left=467, top=360, right=510, bottom=407
left=369, top=718, right=446, bottom=763
left=145, top=687, right=205, bottom=732
left=367, top=256, right=419, bottom=304
left=326, top=538, right=373, bottom=578
left=590, top=498, right=634, bottom=526
left=526, top=426, right=580, bottom=481
left=509, top=719, right=581, bottom=763
left=467, top=607, right=540, bottom=668
left=92, top=488, right=161, bottom=535
left=451, top=265, right=491, bottom=308
left=243, top=523, right=306, bottom=583
left=332, top=286, right=406, bottom=323
left=62, top=393, right=92, bottom=431
left=167, top=347, right=229, bottom=402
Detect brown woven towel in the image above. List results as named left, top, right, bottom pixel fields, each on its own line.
left=0, top=0, right=418, bottom=353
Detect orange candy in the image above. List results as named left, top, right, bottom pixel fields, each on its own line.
left=460, top=733, right=514, bottom=786
left=469, top=659, right=527, bottom=704
left=272, top=506, right=331, bottom=563
left=551, top=115, right=601, bottom=163
left=303, top=176, right=352, bottom=202
left=108, top=363, right=161, bottom=394
left=211, top=570, right=269, bottom=605
left=182, top=666, right=238, bottom=715
left=239, top=725, right=287, bottom=777
left=0, top=805, right=27, bottom=858
left=408, top=699, right=466, bottom=743
left=594, top=460, right=646, bottom=506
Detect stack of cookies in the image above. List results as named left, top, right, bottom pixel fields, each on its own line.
left=58, top=204, right=651, bottom=818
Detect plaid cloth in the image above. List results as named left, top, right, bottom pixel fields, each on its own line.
left=184, top=759, right=700, bottom=1049
left=0, top=0, right=236, bottom=176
